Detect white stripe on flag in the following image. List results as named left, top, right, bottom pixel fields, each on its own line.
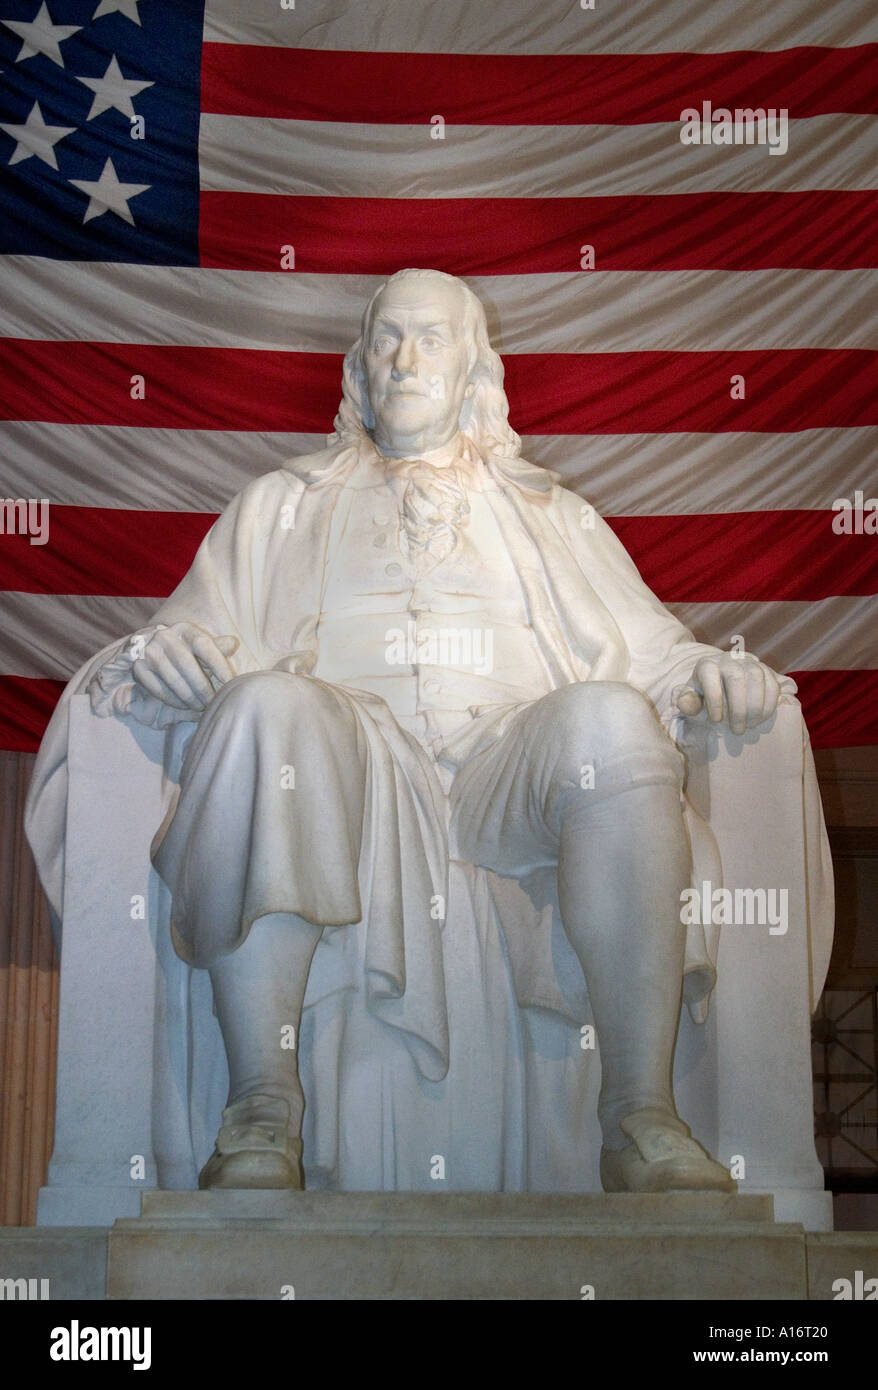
left=668, top=596, right=878, bottom=672
left=0, top=593, right=160, bottom=677
left=203, top=0, right=878, bottom=54
left=199, top=114, right=877, bottom=198
left=538, top=428, right=878, bottom=517
left=2, top=261, right=876, bottom=352
left=0, top=423, right=872, bottom=515
left=0, top=423, right=320, bottom=510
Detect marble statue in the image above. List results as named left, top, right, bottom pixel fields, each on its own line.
left=29, top=270, right=808, bottom=1198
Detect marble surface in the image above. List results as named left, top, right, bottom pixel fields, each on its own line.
left=6, top=1205, right=876, bottom=1300
left=109, top=1193, right=804, bottom=1300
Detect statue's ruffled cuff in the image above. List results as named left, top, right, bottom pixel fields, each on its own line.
left=87, top=626, right=198, bottom=728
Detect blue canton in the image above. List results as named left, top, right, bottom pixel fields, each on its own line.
left=0, top=0, right=205, bottom=262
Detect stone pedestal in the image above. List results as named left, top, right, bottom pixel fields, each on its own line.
left=5, top=1197, right=876, bottom=1300
left=108, top=1191, right=805, bottom=1300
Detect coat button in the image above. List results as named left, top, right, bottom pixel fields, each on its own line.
left=385, top=562, right=402, bottom=577
left=373, top=533, right=388, bottom=547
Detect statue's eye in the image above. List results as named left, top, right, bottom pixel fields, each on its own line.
left=421, top=336, right=440, bottom=349
left=373, top=337, right=391, bottom=353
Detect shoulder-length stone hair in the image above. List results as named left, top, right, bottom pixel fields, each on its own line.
left=329, top=268, right=523, bottom=461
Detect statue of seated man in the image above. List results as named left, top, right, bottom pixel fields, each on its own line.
left=86, top=268, right=785, bottom=1194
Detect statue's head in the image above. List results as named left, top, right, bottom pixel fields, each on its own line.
left=331, top=268, right=521, bottom=460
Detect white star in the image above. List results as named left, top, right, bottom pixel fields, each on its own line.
left=69, top=156, right=150, bottom=224
left=1, top=99, right=75, bottom=167
left=93, top=0, right=142, bottom=23
left=1, top=3, right=81, bottom=67
left=76, top=54, right=153, bottom=120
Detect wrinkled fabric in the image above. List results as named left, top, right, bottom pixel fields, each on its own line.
left=152, top=668, right=451, bottom=1081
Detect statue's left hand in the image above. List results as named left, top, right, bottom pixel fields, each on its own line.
left=674, top=653, right=782, bottom=735
left=127, top=622, right=239, bottom=713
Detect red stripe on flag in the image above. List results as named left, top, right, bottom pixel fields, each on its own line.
left=0, top=341, right=340, bottom=433
left=2, top=342, right=875, bottom=434
left=0, top=508, right=213, bottom=596
left=0, top=676, right=65, bottom=753
left=609, top=513, right=878, bottom=602
left=2, top=507, right=875, bottom=600
left=200, top=43, right=878, bottom=123
left=3, top=670, right=876, bottom=755
left=789, top=669, right=878, bottom=749
left=503, top=351, right=878, bottom=434
left=200, top=190, right=878, bottom=273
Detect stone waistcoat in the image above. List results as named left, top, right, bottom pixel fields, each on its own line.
left=312, top=449, right=555, bottom=755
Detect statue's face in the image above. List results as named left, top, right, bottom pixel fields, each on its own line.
left=364, top=277, right=475, bottom=456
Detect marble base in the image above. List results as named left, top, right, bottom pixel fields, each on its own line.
left=108, top=1191, right=802, bottom=1301
left=8, top=1197, right=878, bottom=1300
left=0, top=1228, right=107, bottom=1300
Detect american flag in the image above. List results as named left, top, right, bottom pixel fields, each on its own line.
left=1, top=0, right=876, bottom=753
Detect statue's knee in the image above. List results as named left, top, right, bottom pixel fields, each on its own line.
left=536, top=681, right=664, bottom=789
left=527, top=684, right=683, bottom=822
left=210, top=669, right=302, bottom=716
left=549, top=680, right=657, bottom=737
left=207, top=672, right=356, bottom=745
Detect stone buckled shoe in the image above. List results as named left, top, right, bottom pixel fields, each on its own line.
left=198, top=1095, right=304, bottom=1190
left=600, top=1106, right=737, bottom=1194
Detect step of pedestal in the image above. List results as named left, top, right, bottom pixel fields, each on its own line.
left=138, top=1189, right=776, bottom=1229
left=108, top=1192, right=805, bottom=1300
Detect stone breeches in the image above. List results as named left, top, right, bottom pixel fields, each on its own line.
left=152, top=671, right=686, bottom=966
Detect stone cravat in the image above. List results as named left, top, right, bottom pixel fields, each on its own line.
left=386, top=456, right=471, bottom=573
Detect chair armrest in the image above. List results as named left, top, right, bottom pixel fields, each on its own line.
left=678, top=697, right=834, bottom=1010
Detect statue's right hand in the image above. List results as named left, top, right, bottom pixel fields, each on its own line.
left=128, top=622, right=239, bottom=712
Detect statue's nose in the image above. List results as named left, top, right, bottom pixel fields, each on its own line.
left=391, top=343, right=417, bottom=377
